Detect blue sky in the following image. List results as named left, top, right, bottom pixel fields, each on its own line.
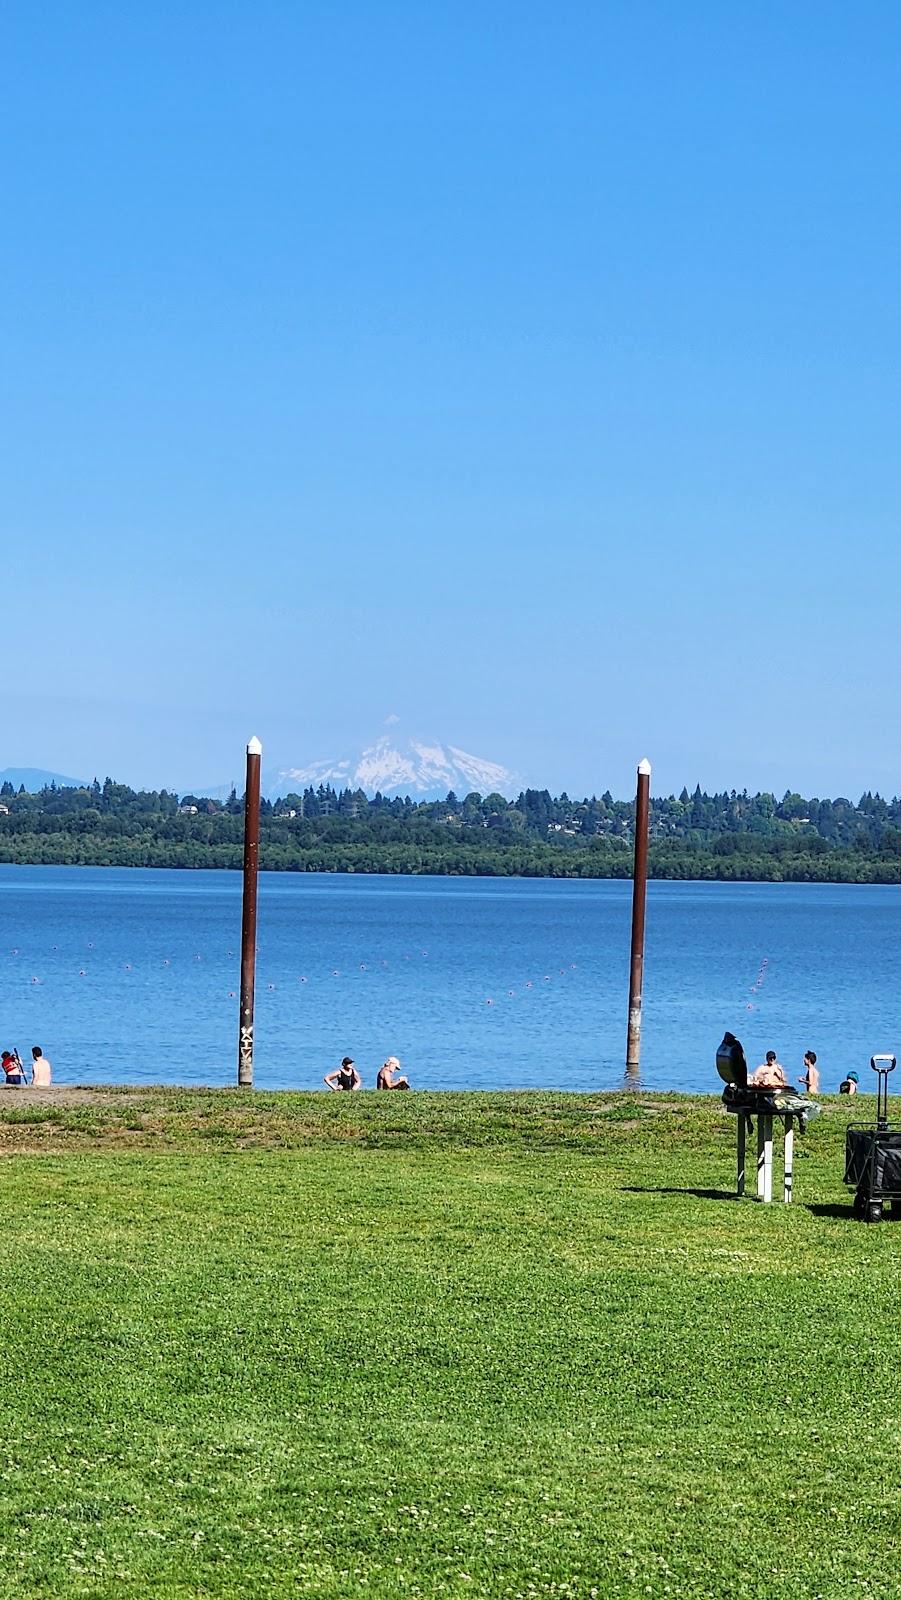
left=4, top=2, right=901, bottom=798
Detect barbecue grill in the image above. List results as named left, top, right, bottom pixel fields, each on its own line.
left=844, top=1055, right=901, bottom=1222
left=716, top=1035, right=818, bottom=1203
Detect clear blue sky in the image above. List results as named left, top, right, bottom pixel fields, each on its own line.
left=4, top=2, right=900, bottom=798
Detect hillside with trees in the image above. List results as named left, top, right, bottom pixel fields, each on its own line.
left=3, top=776, right=901, bottom=881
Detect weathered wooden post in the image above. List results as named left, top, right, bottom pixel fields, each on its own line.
left=625, top=757, right=651, bottom=1081
left=238, top=735, right=262, bottom=1088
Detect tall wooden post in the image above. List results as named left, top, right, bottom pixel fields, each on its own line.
left=625, top=757, right=651, bottom=1081
left=238, top=736, right=262, bottom=1087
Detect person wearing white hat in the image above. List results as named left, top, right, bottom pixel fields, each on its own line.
left=376, top=1056, right=410, bottom=1090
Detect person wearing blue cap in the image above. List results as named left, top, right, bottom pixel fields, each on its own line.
left=839, top=1071, right=859, bottom=1095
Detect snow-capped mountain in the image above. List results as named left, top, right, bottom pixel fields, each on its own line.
left=269, top=736, right=518, bottom=801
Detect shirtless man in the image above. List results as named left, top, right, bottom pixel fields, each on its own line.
left=30, top=1045, right=52, bottom=1087
left=750, top=1050, right=788, bottom=1089
left=798, top=1050, right=819, bottom=1095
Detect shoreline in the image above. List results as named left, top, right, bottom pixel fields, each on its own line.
left=5, top=855, right=901, bottom=886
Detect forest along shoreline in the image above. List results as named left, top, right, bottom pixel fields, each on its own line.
left=2, top=778, right=901, bottom=882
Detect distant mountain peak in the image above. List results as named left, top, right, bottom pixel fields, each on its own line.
left=0, top=766, right=87, bottom=792
left=269, top=735, right=518, bottom=800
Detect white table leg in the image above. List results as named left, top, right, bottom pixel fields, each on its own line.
left=757, top=1117, right=766, bottom=1199
left=737, top=1116, right=746, bottom=1196
left=762, top=1116, right=773, bottom=1202
left=783, top=1115, right=794, bottom=1204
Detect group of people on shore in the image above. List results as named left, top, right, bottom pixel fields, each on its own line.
left=750, top=1048, right=820, bottom=1092
left=719, top=1036, right=861, bottom=1096
left=2, top=1046, right=52, bottom=1087
left=324, top=1056, right=411, bottom=1091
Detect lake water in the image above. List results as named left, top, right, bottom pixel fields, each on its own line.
left=2, top=866, right=901, bottom=1093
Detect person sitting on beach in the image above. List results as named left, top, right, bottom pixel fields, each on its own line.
left=30, top=1046, right=52, bottom=1087
left=2, top=1050, right=25, bottom=1087
left=750, top=1050, right=788, bottom=1089
left=324, top=1056, right=362, bottom=1091
left=376, top=1056, right=410, bottom=1090
left=839, top=1071, right=859, bottom=1095
left=798, top=1050, right=819, bottom=1095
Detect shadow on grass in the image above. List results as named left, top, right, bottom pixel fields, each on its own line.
left=804, top=1202, right=854, bottom=1219
left=620, top=1185, right=741, bottom=1202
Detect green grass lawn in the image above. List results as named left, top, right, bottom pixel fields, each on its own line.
left=0, top=1090, right=897, bottom=1599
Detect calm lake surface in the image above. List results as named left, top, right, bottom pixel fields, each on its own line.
left=2, top=866, right=900, bottom=1093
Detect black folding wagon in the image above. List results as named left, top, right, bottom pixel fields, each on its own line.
left=844, top=1055, right=901, bottom=1222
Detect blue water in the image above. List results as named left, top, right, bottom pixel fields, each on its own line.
left=2, top=866, right=901, bottom=1092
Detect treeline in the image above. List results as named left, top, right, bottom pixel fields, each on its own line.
left=3, top=776, right=901, bottom=882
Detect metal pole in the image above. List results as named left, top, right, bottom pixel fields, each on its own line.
left=238, top=735, right=262, bottom=1088
left=625, top=757, right=651, bottom=1080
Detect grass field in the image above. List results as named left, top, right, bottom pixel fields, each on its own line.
left=0, top=1088, right=897, bottom=1599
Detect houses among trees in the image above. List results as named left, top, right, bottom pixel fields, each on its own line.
left=3, top=774, right=901, bottom=880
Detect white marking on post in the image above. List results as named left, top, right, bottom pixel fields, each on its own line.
left=783, top=1116, right=794, bottom=1204
left=737, top=1116, right=746, bottom=1196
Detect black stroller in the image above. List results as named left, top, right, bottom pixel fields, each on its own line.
left=844, top=1055, right=901, bottom=1222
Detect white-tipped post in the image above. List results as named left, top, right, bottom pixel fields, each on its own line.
left=626, top=756, right=652, bottom=1081
left=238, top=736, right=263, bottom=1087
